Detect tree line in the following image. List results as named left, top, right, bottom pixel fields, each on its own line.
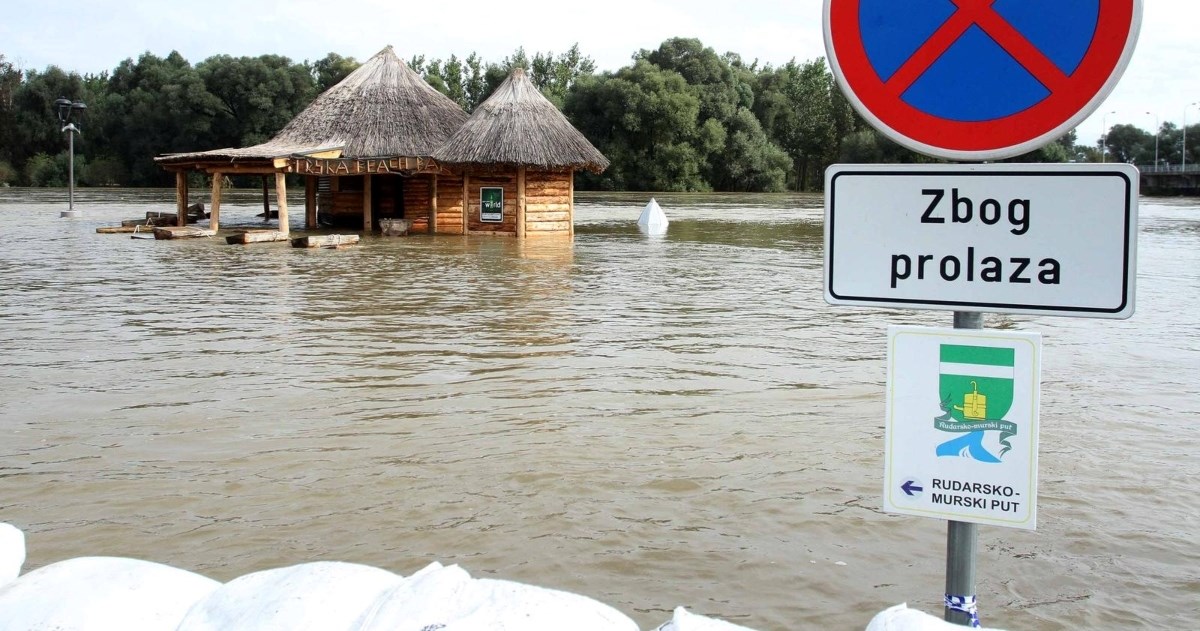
left=0, top=40, right=1186, bottom=192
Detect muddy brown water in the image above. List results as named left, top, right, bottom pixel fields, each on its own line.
left=1, top=188, right=1197, bottom=629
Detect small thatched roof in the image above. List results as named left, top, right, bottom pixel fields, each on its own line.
left=433, top=68, right=608, bottom=173
left=157, top=46, right=468, bottom=164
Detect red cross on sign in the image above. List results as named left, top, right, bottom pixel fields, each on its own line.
left=824, top=0, right=1143, bottom=161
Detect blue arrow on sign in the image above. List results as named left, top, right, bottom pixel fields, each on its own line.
left=901, top=480, right=924, bottom=496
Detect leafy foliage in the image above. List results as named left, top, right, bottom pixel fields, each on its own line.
left=0, top=39, right=1104, bottom=192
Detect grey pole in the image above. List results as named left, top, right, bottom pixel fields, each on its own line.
left=945, top=310, right=982, bottom=626
left=68, top=129, right=75, bottom=213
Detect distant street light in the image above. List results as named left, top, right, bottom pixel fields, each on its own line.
left=1184, top=102, right=1199, bottom=171
left=1101, top=110, right=1117, bottom=163
left=1145, top=111, right=1159, bottom=169
left=54, top=96, right=87, bottom=218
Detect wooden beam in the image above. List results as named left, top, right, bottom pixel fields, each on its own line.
left=175, top=172, right=188, bottom=227
left=292, top=234, right=360, bottom=249
left=261, top=176, right=270, bottom=221
left=363, top=174, right=373, bottom=233
left=210, top=172, right=223, bottom=232
left=275, top=172, right=290, bottom=236
left=305, top=175, right=317, bottom=229
left=226, top=230, right=288, bottom=244
left=201, top=165, right=279, bottom=175
left=568, top=169, right=575, bottom=237
left=462, top=173, right=469, bottom=235
left=517, top=166, right=526, bottom=239
left=429, top=174, right=438, bottom=234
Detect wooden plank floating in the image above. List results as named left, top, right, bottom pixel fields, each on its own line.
left=226, top=230, right=289, bottom=245
left=96, top=226, right=143, bottom=234
left=291, top=234, right=360, bottom=249
left=153, top=226, right=216, bottom=240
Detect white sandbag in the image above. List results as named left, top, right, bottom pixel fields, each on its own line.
left=440, top=577, right=639, bottom=631
left=355, top=562, right=476, bottom=630
left=638, top=198, right=669, bottom=235
left=655, top=606, right=761, bottom=631
left=0, top=556, right=219, bottom=631
left=0, top=523, right=24, bottom=585
left=865, top=603, right=1008, bottom=631
left=177, top=561, right=403, bottom=631
left=359, top=564, right=636, bottom=631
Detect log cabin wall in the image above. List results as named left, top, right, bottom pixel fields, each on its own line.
left=524, top=169, right=573, bottom=237
left=327, top=176, right=364, bottom=225
left=403, top=176, right=432, bottom=233
left=435, top=175, right=465, bottom=234
left=466, top=170, right=518, bottom=235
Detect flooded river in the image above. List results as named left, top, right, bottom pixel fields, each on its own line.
left=0, top=188, right=1196, bottom=629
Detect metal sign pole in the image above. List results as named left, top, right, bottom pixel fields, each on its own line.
left=945, top=310, right=982, bottom=626
left=68, top=129, right=75, bottom=213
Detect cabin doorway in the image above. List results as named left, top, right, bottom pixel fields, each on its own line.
left=372, top=175, right=405, bottom=230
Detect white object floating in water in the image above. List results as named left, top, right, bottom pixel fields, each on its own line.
left=0, top=523, right=24, bottom=586
left=638, top=197, right=669, bottom=235
left=0, top=556, right=220, bottom=631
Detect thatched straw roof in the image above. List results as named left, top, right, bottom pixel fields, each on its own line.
left=157, top=46, right=468, bottom=164
left=433, top=68, right=608, bottom=173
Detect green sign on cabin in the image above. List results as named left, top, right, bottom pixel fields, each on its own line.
left=480, top=187, right=504, bottom=223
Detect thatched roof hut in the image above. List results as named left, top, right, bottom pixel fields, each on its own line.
left=150, top=53, right=606, bottom=240
left=156, top=46, right=468, bottom=164
left=433, top=68, right=608, bottom=173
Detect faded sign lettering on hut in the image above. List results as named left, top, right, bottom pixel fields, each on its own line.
left=289, top=157, right=444, bottom=176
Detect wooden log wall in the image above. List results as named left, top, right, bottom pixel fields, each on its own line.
left=524, top=169, right=574, bottom=236
left=328, top=191, right=365, bottom=222
left=466, top=171, right=518, bottom=235
left=403, top=176, right=432, bottom=233
left=434, top=175, right=465, bottom=234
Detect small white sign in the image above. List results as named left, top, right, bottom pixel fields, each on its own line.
left=885, top=326, right=1041, bottom=530
left=825, top=163, right=1138, bottom=318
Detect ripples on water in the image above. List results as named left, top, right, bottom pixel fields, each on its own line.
left=0, top=188, right=1196, bottom=629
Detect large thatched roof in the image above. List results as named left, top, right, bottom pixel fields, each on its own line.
left=433, top=68, right=608, bottom=173
left=157, top=46, right=468, bottom=164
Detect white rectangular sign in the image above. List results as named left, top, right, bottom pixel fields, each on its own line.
left=825, top=164, right=1138, bottom=318
left=885, top=326, right=1041, bottom=530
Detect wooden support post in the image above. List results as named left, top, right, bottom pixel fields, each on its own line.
left=429, top=174, right=438, bottom=234
left=568, top=168, right=575, bottom=237
left=517, top=166, right=527, bottom=239
left=210, top=172, right=223, bottom=232
left=305, top=175, right=317, bottom=229
left=462, top=173, right=469, bottom=235
left=363, top=174, right=373, bottom=233
left=261, top=176, right=270, bottom=221
left=275, top=172, right=289, bottom=236
left=175, top=172, right=188, bottom=227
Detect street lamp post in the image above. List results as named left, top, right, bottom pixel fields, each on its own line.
left=54, top=97, right=87, bottom=218
left=1101, top=110, right=1117, bottom=163
left=1184, top=102, right=1199, bottom=171
left=1145, top=111, right=1159, bottom=170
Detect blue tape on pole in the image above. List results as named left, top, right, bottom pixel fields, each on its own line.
left=945, top=594, right=982, bottom=628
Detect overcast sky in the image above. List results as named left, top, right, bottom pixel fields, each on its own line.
left=3, top=0, right=1195, bottom=150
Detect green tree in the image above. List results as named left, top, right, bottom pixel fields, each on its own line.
left=754, top=58, right=856, bottom=190
left=198, top=54, right=315, bottom=147
left=103, top=51, right=222, bottom=185
left=565, top=61, right=707, bottom=191
left=310, top=52, right=359, bottom=93
left=1101, top=123, right=1151, bottom=163
left=528, top=44, right=596, bottom=109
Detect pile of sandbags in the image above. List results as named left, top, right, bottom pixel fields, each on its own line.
left=0, top=523, right=993, bottom=630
